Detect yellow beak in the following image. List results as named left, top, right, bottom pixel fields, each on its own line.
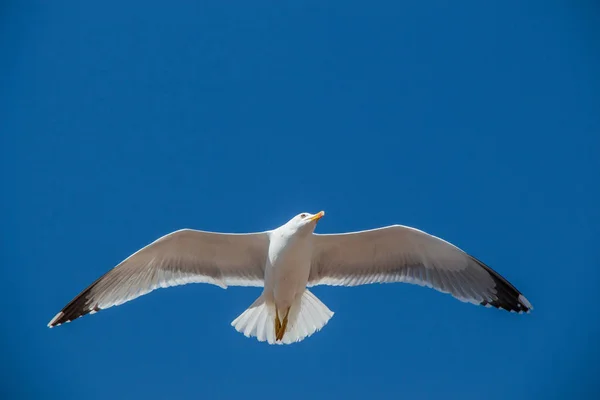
left=309, top=211, right=325, bottom=222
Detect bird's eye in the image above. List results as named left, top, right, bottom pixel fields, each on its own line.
left=300, top=213, right=307, bottom=218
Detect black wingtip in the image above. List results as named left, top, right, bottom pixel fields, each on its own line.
left=471, top=256, right=533, bottom=314
left=47, top=270, right=111, bottom=328
left=47, top=295, right=101, bottom=328
left=480, top=292, right=533, bottom=314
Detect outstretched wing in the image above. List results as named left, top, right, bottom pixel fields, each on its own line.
left=48, top=229, right=270, bottom=327
left=309, top=225, right=532, bottom=313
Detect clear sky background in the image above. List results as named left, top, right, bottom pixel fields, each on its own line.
left=2, top=1, right=599, bottom=399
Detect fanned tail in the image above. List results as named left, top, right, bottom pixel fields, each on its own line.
left=231, top=289, right=334, bottom=345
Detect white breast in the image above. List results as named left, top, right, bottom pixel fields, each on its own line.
left=264, top=229, right=313, bottom=309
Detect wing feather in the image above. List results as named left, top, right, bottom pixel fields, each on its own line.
left=48, top=229, right=269, bottom=327
left=309, top=225, right=532, bottom=313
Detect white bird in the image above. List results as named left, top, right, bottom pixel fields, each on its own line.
left=48, top=211, right=533, bottom=344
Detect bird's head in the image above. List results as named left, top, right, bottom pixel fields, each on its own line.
left=284, top=211, right=325, bottom=234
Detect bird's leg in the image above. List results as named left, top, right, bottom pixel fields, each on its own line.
left=274, top=307, right=281, bottom=340
left=276, top=307, right=291, bottom=342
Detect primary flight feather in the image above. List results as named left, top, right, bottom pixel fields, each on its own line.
left=48, top=211, right=533, bottom=344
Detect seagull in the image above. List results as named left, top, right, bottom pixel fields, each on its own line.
left=48, top=211, right=533, bottom=344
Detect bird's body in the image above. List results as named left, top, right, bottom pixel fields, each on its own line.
left=233, top=211, right=332, bottom=343
left=48, top=211, right=533, bottom=345
left=265, top=223, right=313, bottom=311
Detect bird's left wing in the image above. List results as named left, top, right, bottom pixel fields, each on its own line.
left=308, top=225, right=532, bottom=313
left=48, top=229, right=270, bottom=327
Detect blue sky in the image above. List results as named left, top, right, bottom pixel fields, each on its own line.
left=1, top=1, right=599, bottom=399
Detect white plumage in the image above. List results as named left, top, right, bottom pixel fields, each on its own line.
left=48, top=211, right=533, bottom=344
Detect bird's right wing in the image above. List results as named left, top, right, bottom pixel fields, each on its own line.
left=48, top=229, right=270, bottom=327
left=308, top=225, right=532, bottom=313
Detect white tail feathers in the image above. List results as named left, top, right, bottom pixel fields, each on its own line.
left=231, top=289, right=334, bottom=345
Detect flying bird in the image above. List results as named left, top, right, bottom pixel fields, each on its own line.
left=48, top=211, right=533, bottom=344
